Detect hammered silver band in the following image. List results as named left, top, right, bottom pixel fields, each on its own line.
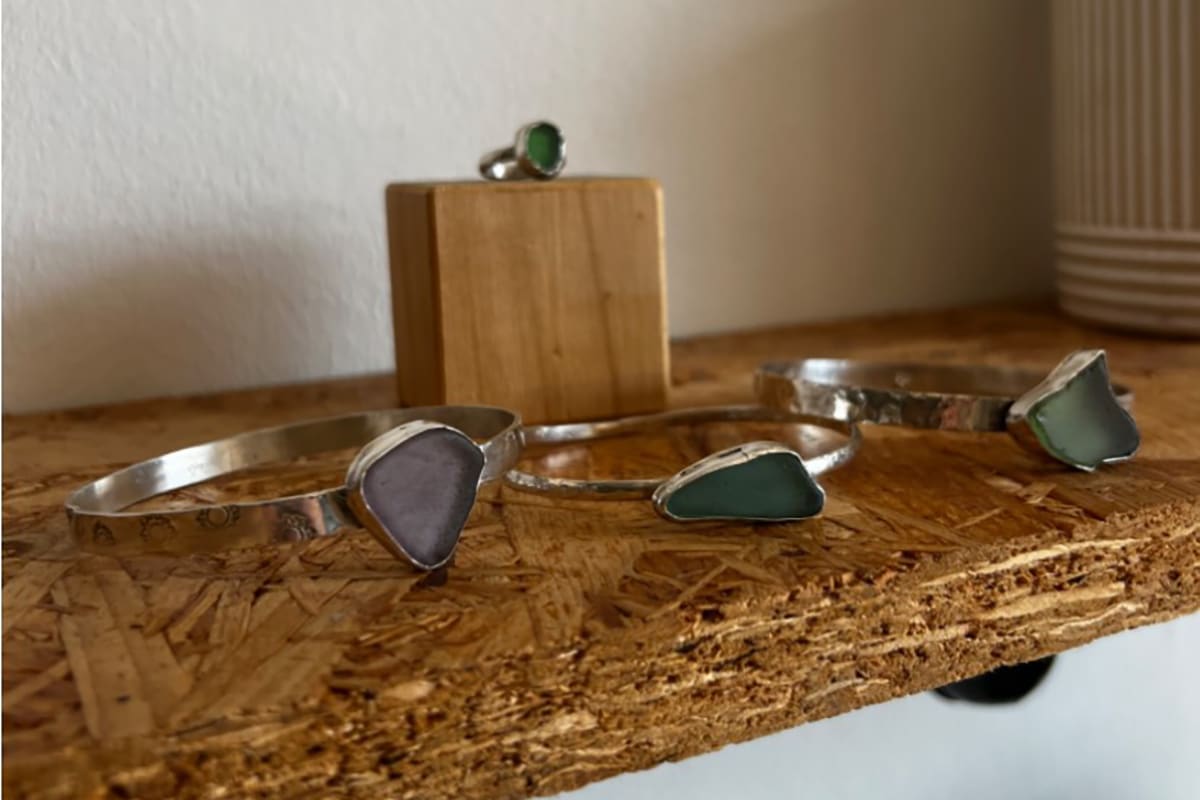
left=755, top=359, right=1134, bottom=432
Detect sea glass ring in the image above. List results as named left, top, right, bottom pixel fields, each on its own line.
left=479, top=120, right=566, bottom=180
left=65, top=406, right=522, bottom=570
left=504, top=405, right=860, bottom=522
left=755, top=350, right=1139, bottom=471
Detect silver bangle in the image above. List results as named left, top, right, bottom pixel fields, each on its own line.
left=505, top=405, right=860, bottom=521
left=65, top=406, right=523, bottom=570
left=756, top=349, right=1139, bottom=471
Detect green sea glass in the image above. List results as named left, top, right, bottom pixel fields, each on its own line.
left=661, top=450, right=824, bottom=521
left=524, top=123, right=563, bottom=173
left=1024, top=356, right=1140, bottom=470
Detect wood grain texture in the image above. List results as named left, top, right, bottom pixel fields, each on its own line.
left=387, top=178, right=670, bottom=424
left=386, top=187, right=443, bottom=407
left=3, top=305, right=1199, bottom=799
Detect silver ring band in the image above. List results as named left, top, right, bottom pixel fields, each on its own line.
left=66, top=406, right=523, bottom=570
left=506, top=405, right=860, bottom=521
left=478, top=148, right=525, bottom=181
left=756, top=350, right=1139, bottom=471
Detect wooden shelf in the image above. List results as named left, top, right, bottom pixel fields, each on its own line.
left=4, top=304, right=1199, bottom=799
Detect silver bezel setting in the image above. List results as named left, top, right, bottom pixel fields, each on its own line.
left=1007, top=349, right=1106, bottom=421
left=650, top=441, right=825, bottom=522
left=514, top=120, right=566, bottom=179
left=345, top=420, right=485, bottom=570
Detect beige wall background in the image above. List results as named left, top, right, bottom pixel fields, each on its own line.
left=2, top=0, right=1052, bottom=412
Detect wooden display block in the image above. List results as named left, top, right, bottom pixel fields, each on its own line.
left=386, top=178, right=669, bottom=423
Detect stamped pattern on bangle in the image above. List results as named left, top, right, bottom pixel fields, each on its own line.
left=139, top=514, right=176, bottom=542
left=92, top=521, right=115, bottom=546
left=275, top=510, right=318, bottom=543
left=196, top=505, right=241, bottom=529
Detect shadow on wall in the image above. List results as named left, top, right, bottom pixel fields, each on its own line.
left=2, top=226, right=343, bottom=412
left=642, top=0, right=1051, bottom=334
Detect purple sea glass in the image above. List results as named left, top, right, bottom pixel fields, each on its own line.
left=357, top=427, right=484, bottom=568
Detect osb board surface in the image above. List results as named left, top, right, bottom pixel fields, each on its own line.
left=3, top=305, right=1199, bottom=799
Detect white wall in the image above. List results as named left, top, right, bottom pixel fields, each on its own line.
left=2, top=0, right=1051, bottom=412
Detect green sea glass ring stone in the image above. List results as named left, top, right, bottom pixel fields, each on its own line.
left=479, top=120, right=566, bottom=181
left=755, top=350, right=1138, bottom=471
left=503, top=406, right=861, bottom=522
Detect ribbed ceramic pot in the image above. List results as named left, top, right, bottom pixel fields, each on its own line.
left=1052, top=0, right=1200, bottom=336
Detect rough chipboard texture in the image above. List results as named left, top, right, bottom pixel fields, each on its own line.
left=3, top=306, right=1198, bottom=798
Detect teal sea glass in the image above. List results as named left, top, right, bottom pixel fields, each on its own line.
left=1022, top=355, right=1140, bottom=470
left=661, top=450, right=825, bottom=521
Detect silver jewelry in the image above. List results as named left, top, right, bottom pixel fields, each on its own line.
left=505, top=405, right=860, bottom=521
left=479, top=120, right=566, bottom=180
left=65, top=406, right=523, bottom=570
left=756, top=350, right=1139, bottom=471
